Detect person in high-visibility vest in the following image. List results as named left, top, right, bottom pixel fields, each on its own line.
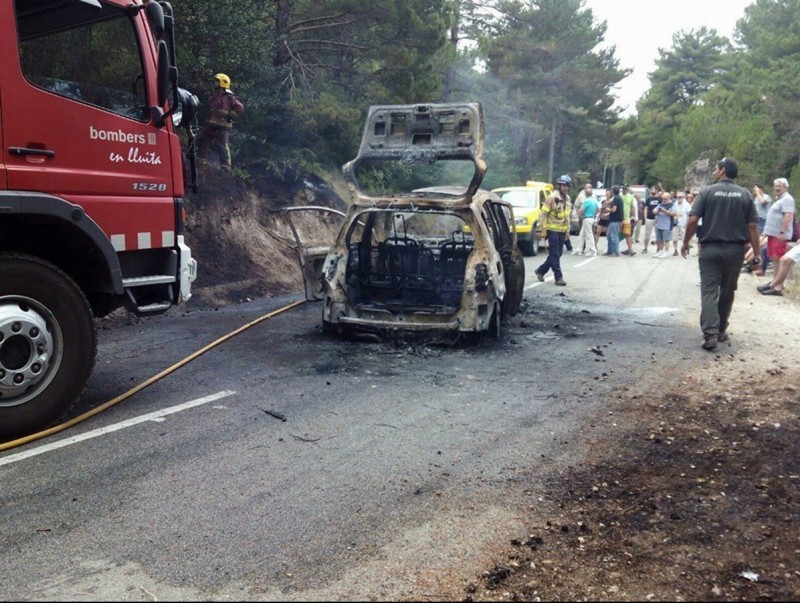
left=195, top=73, right=245, bottom=171
left=534, top=174, right=573, bottom=286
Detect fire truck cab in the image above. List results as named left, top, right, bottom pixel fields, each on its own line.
left=0, top=0, right=198, bottom=440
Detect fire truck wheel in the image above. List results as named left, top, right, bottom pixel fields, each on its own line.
left=0, top=254, right=97, bottom=440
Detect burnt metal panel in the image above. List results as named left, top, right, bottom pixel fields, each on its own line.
left=342, top=103, right=487, bottom=203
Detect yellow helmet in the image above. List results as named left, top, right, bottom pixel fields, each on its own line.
left=213, top=73, right=231, bottom=89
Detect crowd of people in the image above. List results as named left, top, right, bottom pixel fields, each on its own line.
left=569, top=183, right=695, bottom=258
left=534, top=161, right=798, bottom=350
left=565, top=178, right=797, bottom=283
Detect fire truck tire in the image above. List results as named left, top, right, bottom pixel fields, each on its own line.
left=0, top=253, right=97, bottom=440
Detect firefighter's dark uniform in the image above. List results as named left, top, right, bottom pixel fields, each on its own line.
left=196, top=89, right=245, bottom=171
left=690, top=178, right=758, bottom=340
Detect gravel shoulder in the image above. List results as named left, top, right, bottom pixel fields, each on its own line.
left=458, top=274, right=800, bottom=602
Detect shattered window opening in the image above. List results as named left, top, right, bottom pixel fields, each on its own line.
left=390, top=112, right=407, bottom=136
left=344, top=209, right=475, bottom=311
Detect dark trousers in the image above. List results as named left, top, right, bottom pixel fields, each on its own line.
left=537, top=231, right=565, bottom=280
left=698, top=243, right=746, bottom=338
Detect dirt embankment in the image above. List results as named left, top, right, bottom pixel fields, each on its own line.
left=183, top=162, right=347, bottom=309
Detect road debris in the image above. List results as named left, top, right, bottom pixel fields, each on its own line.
left=261, top=409, right=287, bottom=422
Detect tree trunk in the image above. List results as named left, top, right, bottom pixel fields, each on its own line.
left=274, top=0, right=292, bottom=102
left=442, top=11, right=459, bottom=101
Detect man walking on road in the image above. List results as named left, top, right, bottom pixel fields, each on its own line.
left=681, top=157, right=760, bottom=351
left=535, top=175, right=573, bottom=286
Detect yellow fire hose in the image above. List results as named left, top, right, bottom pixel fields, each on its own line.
left=0, top=299, right=306, bottom=453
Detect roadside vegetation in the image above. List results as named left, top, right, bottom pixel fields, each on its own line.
left=177, top=0, right=800, bottom=192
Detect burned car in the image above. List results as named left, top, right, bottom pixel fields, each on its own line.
left=285, top=103, right=524, bottom=340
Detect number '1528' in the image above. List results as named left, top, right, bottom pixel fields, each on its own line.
left=132, top=182, right=168, bottom=192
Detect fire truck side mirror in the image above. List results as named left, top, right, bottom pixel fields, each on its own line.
left=145, top=1, right=165, bottom=40
left=156, top=40, right=170, bottom=109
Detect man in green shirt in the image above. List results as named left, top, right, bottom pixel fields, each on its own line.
left=681, top=157, right=760, bottom=350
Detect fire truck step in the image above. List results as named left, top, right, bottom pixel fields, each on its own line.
left=135, top=302, right=173, bottom=313
left=122, top=275, right=177, bottom=287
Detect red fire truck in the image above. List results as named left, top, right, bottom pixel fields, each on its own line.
left=0, top=0, right=199, bottom=439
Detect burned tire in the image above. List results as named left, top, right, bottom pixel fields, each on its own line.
left=0, top=254, right=97, bottom=440
left=520, top=239, right=535, bottom=257
left=488, top=304, right=501, bottom=339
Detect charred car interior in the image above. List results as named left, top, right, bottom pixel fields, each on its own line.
left=344, top=206, right=502, bottom=312
left=286, top=103, right=525, bottom=340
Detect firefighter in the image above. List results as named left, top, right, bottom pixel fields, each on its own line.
left=195, top=73, right=245, bottom=171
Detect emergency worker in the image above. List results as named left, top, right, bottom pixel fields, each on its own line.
left=534, top=174, right=572, bottom=286
left=195, top=73, right=245, bottom=171
left=681, top=157, right=760, bottom=351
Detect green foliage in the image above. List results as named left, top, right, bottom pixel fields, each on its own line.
left=167, top=0, right=800, bottom=194
left=175, top=0, right=452, bottom=182
left=171, top=0, right=800, bottom=194
left=643, top=27, right=731, bottom=112
left=470, top=0, right=627, bottom=184
left=629, top=1, right=800, bottom=188
left=629, top=27, right=731, bottom=185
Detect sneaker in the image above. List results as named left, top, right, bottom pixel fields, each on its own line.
left=621, top=250, right=632, bottom=256
left=535, top=270, right=545, bottom=282
left=589, top=252, right=598, bottom=256
left=554, top=279, right=566, bottom=286
left=701, top=336, right=718, bottom=351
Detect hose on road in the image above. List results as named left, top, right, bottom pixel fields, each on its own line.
left=0, top=299, right=306, bottom=453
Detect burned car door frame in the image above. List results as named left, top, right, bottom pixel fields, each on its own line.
left=281, top=206, right=346, bottom=301
left=482, top=200, right=525, bottom=319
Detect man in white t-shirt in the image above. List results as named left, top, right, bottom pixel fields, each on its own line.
left=671, top=192, right=691, bottom=256
left=571, top=183, right=592, bottom=235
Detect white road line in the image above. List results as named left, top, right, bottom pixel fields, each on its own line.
left=0, top=390, right=236, bottom=467
left=524, top=255, right=598, bottom=290
left=525, top=280, right=547, bottom=290
left=575, top=256, right=599, bottom=268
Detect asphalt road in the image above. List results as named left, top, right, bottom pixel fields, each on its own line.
left=0, top=247, right=715, bottom=601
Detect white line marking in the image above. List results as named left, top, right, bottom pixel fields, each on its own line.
left=525, top=280, right=547, bottom=290
left=524, top=254, right=599, bottom=290
left=0, top=390, right=236, bottom=467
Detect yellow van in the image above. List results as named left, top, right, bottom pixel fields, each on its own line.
left=491, top=181, right=553, bottom=256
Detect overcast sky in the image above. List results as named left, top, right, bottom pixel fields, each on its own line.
left=584, top=0, right=754, bottom=115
